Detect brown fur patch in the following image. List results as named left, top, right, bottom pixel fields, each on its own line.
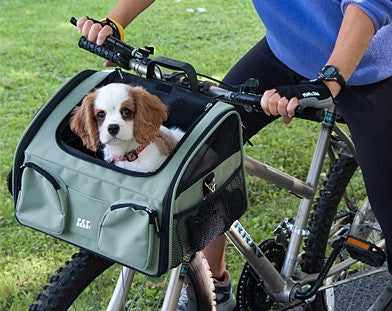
left=70, top=92, right=100, bottom=152
left=155, top=131, right=178, bottom=157
left=128, top=86, right=168, bottom=146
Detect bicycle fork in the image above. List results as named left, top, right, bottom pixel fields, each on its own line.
left=226, top=106, right=338, bottom=303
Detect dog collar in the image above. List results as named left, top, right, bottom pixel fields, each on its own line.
left=110, top=145, right=147, bottom=164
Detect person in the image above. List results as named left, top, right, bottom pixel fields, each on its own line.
left=77, top=1, right=392, bottom=310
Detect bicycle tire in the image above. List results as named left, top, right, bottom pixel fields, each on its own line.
left=302, top=154, right=386, bottom=310
left=302, top=155, right=358, bottom=274
left=29, top=250, right=215, bottom=311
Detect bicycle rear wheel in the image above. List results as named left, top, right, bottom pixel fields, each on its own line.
left=29, top=250, right=215, bottom=311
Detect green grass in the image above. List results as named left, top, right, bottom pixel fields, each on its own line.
left=0, top=0, right=331, bottom=309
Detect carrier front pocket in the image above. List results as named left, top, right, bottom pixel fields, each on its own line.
left=15, top=162, right=68, bottom=235
left=98, top=203, right=159, bottom=271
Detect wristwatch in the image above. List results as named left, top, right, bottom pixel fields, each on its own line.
left=317, top=65, right=346, bottom=89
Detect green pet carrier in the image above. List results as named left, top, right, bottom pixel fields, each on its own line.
left=12, top=69, right=248, bottom=277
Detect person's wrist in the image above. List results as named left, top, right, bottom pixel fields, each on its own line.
left=100, top=17, right=125, bottom=40
left=316, top=65, right=346, bottom=97
left=322, top=80, right=341, bottom=98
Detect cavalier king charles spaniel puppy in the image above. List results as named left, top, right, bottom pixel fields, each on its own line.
left=70, top=83, right=184, bottom=173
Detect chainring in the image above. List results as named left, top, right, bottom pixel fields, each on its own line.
left=236, top=239, right=286, bottom=311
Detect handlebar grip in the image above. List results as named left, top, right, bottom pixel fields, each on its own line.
left=70, top=17, right=77, bottom=26
left=295, top=107, right=325, bottom=122
left=78, top=37, right=130, bottom=69
left=229, top=92, right=325, bottom=122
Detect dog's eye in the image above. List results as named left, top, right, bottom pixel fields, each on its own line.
left=97, top=111, right=106, bottom=120
left=122, top=109, right=133, bottom=118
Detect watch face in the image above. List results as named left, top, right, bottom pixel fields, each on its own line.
left=319, top=65, right=346, bottom=88
left=322, top=66, right=336, bottom=78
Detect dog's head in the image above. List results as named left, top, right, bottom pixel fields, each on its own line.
left=70, top=83, right=168, bottom=152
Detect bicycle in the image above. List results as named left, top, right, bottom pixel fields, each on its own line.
left=27, top=18, right=387, bottom=310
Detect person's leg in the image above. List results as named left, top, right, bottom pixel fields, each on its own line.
left=202, top=235, right=227, bottom=280
left=336, top=77, right=392, bottom=271
left=336, top=77, right=392, bottom=309
left=203, top=37, right=306, bottom=279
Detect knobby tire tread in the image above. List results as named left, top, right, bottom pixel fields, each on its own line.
left=29, top=250, right=113, bottom=311
left=302, top=155, right=358, bottom=310
left=188, top=251, right=216, bottom=311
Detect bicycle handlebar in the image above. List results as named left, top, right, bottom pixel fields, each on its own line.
left=70, top=17, right=326, bottom=122
left=77, top=37, right=132, bottom=70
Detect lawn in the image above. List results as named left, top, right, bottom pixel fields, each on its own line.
left=0, top=0, right=324, bottom=309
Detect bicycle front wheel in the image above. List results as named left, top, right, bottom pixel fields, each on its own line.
left=302, top=155, right=388, bottom=311
left=29, top=250, right=215, bottom=311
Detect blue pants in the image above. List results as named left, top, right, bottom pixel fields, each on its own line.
left=222, top=37, right=392, bottom=272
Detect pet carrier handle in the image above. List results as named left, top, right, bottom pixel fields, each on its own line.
left=146, top=56, right=199, bottom=92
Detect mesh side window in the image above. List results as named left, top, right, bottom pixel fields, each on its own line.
left=177, top=114, right=241, bottom=195
left=171, top=168, right=247, bottom=267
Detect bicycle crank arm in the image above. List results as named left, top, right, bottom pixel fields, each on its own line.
left=295, top=237, right=345, bottom=300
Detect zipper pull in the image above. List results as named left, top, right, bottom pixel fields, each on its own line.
left=147, top=208, right=162, bottom=237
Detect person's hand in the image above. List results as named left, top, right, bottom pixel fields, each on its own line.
left=76, top=16, right=117, bottom=67
left=261, top=89, right=298, bottom=124
left=261, top=81, right=334, bottom=124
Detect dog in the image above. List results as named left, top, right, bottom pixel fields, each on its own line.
left=70, top=83, right=184, bottom=173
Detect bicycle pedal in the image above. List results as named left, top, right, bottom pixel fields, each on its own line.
left=343, top=235, right=386, bottom=267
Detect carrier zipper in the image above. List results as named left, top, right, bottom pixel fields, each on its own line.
left=110, top=204, right=161, bottom=236
left=146, top=207, right=163, bottom=237
left=21, top=162, right=61, bottom=191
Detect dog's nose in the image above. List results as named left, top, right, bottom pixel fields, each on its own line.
left=108, top=124, right=120, bottom=136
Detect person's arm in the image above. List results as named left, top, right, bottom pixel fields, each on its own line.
left=323, top=4, right=375, bottom=97
left=261, top=4, right=376, bottom=124
left=107, top=0, right=155, bottom=29
left=77, top=0, right=155, bottom=45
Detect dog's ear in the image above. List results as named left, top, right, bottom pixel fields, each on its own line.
left=130, top=86, right=168, bottom=146
left=70, top=92, right=100, bottom=152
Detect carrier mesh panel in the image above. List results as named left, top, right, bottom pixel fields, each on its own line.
left=171, top=168, right=247, bottom=267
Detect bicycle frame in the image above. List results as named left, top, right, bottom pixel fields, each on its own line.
left=224, top=104, right=343, bottom=303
